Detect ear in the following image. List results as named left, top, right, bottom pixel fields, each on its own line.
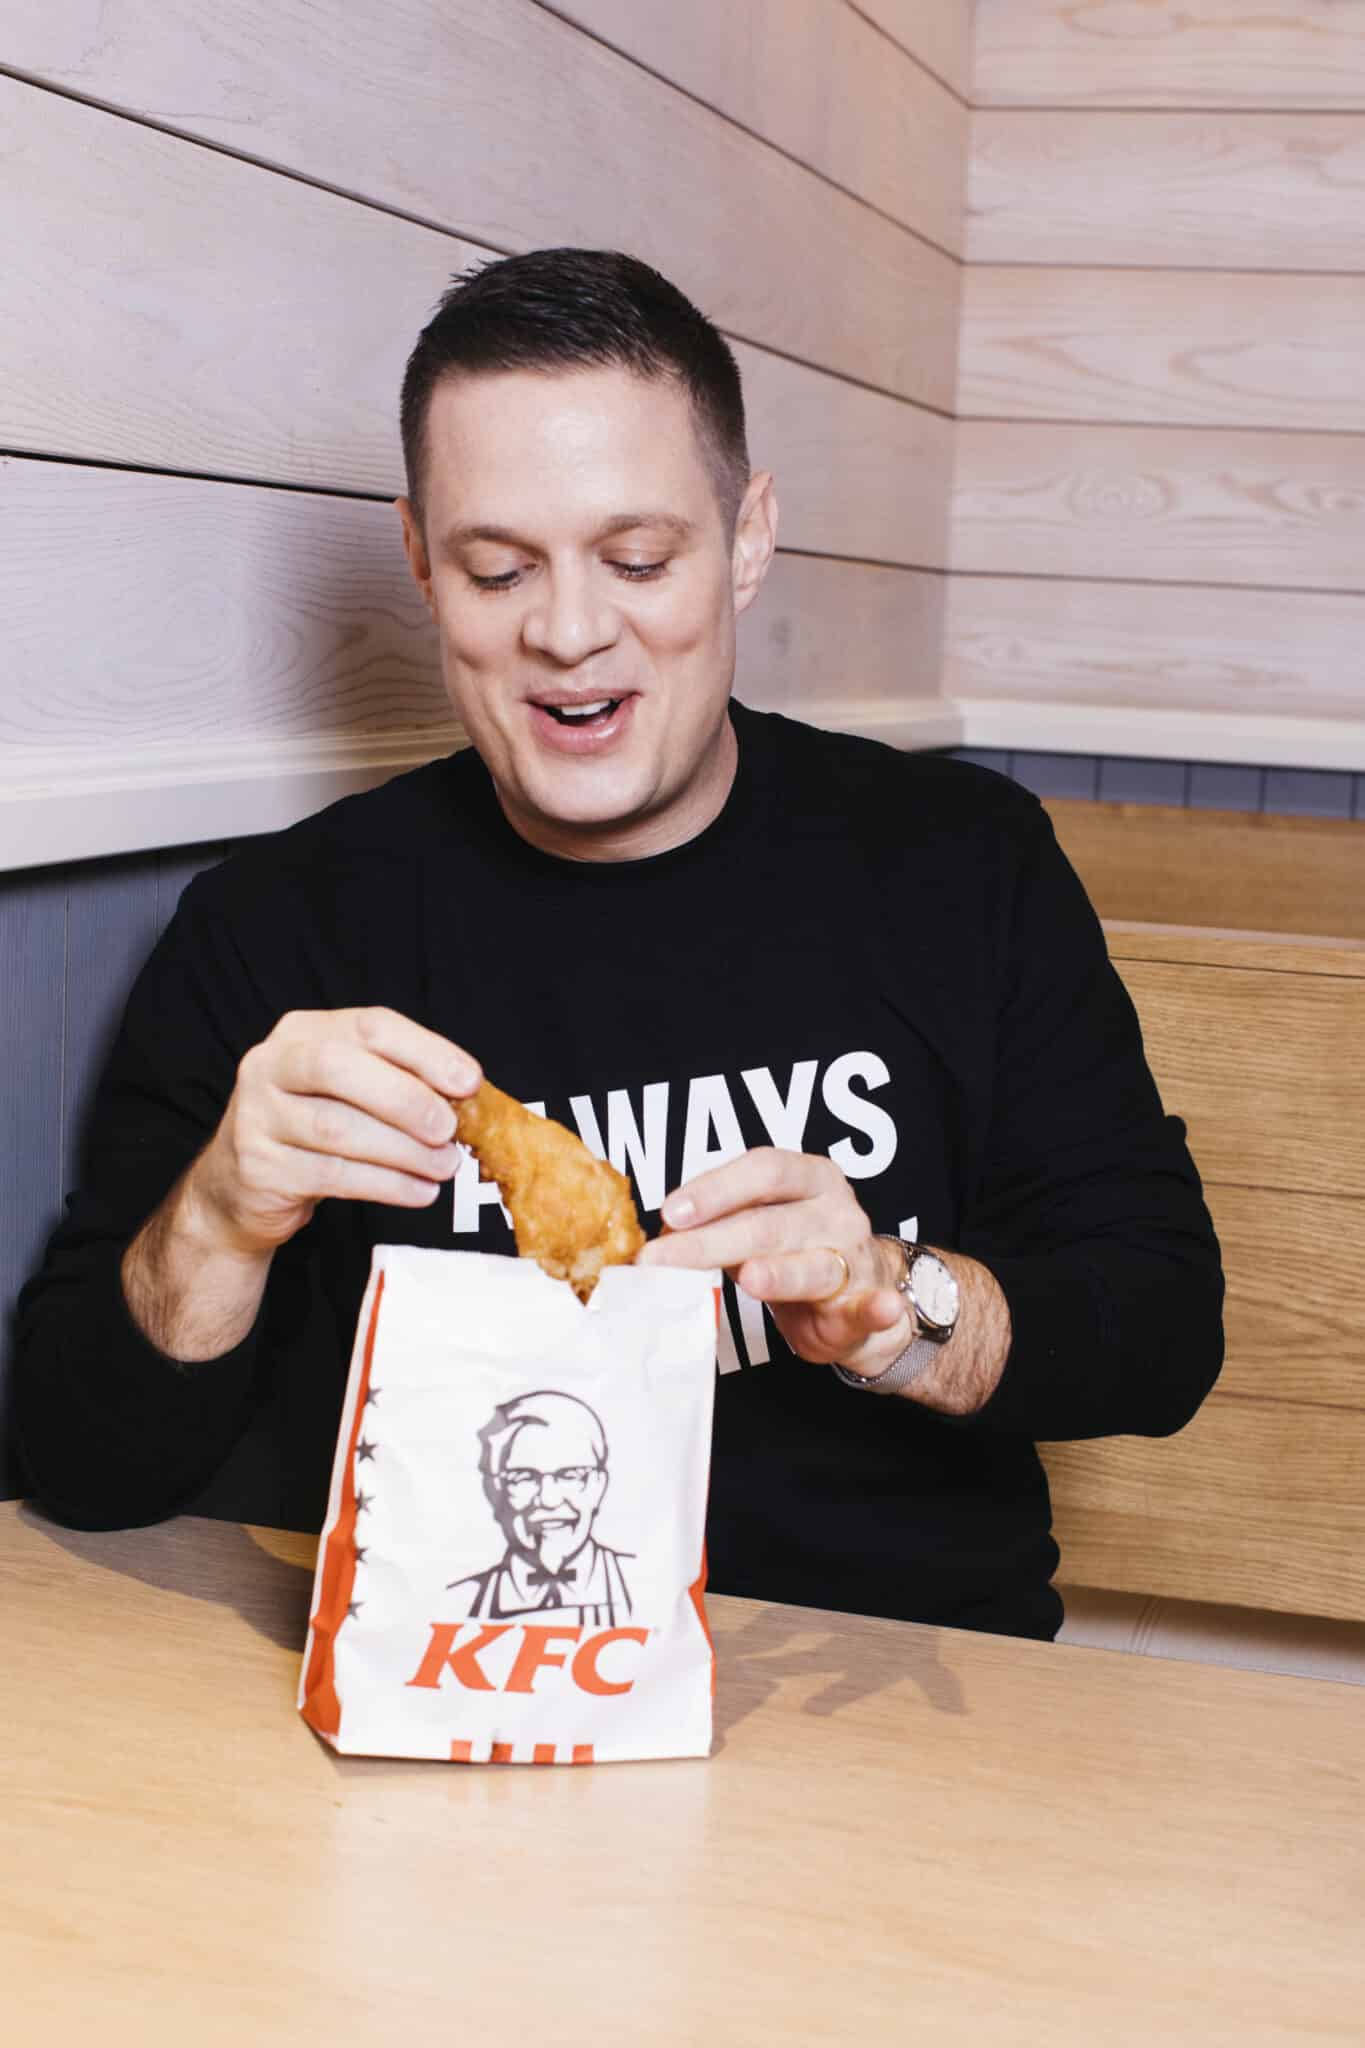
left=731, top=471, right=778, bottom=618
left=396, top=496, right=436, bottom=614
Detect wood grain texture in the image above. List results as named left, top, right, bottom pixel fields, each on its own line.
left=4, top=1506, right=1364, bottom=2044
left=735, top=555, right=947, bottom=711
left=1041, top=1399, right=1365, bottom=1621
left=972, top=0, right=1365, bottom=110
left=958, top=267, right=1365, bottom=429
left=1204, top=1180, right=1365, bottom=1415
left=3, top=90, right=952, bottom=525
left=943, top=574, right=1365, bottom=724
left=0, top=456, right=947, bottom=778
left=1049, top=800, right=1365, bottom=939
left=3, top=3, right=960, bottom=411
left=850, top=0, right=973, bottom=99
left=1105, top=921, right=1365, bottom=978
left=950, top=422, right=1365, bottom=589
left=0, top=462, right=448, bottom=753
left=1108, top=953, right=1365, bottom=1198
left=967, top=110, right=1365, bottom=270
left=550, top=0, right=969, bottom=254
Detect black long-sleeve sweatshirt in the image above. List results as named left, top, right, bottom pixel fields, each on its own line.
left=13, top=702, right=1224, bottom=1639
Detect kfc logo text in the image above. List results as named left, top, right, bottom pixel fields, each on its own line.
left=407, top=1621, right=651, bottom=1697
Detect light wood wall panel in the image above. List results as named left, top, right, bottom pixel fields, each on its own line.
left=967, top=111, right=1365, bottom=271
left=0, top=457, right=948, bottom=864
left=954, top=10, right=1365, bottom=775
left=1, top=76, right=468, bottom=494
left=958, top=267, right=1365, bottom=429
left=1, top=71, right=951, bottom=560
left=0, top=459, right=943, bottom=755
left=0, top=462, right=447, bottom=754
left=853, top=0, right=972, bottom=99
left=972, top=0, right=1365, bottom=110
left=944, top=576, right=1365, bottom=724
left=951, top=423, right=1365, bottom=592
left=551, top=0, right=968, bottom=255
left=3, top=0, right=959, bottom=410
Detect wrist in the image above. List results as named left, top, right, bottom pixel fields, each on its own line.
left=175, top=1154, right=279, bottom=1267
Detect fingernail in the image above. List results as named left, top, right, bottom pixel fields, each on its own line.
left=662, top=1193, right=694, bottom=1227
left=447, top=1064, right=479, bottom=1096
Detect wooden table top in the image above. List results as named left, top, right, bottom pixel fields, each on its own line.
left=3, top=1501, right=1362, bottom=2045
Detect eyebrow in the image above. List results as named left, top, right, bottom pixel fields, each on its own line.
left=441, top=510, right=698, bottom=551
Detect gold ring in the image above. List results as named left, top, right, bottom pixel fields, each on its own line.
left=818, top=1247, right=851, bottom=1301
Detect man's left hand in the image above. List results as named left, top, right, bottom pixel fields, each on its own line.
left=634, top=1148, right=911, bottom=1378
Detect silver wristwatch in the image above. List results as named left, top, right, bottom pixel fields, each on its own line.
left=832, top=1236, right=960, bottom=1395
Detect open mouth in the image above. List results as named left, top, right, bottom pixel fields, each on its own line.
left=539, top=698, right=622, bottom=728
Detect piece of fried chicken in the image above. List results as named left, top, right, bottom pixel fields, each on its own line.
left=454, top=1079, right=646, bottom=1302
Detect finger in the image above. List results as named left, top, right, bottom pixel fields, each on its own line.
left=247, top=1135, right=452, bottom=1210
left=266, top=1007, right=479, bottom=1110
left=736, top=1245, right=869, bottom=1306
left=638, top=1198, right=829, bottom=1274
left=271, top=1031, right=466, bottom=1149
left=271, top=1094, right=463, bottom=1183
left=774, top=1288, right=906, bottom=1365
left=347, top=1007, right=482, bottom=1099
left=659, top=1147, right=828, bottom=1230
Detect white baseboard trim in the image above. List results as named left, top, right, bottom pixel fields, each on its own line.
left=0, top=727, right=469, bottom=869
left=954, top=699, right=1365, bottom=774
left=3, top=698, right=1362, bottom=870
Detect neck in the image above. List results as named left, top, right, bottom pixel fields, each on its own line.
left=497, top=710, right=739, bottom=864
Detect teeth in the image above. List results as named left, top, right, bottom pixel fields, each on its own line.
left=557, top=700, right=612, bottom=719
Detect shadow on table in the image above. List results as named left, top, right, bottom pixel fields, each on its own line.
left=17, top=1502, right=315, bottom=1653
left=712, top=1599, right=965, bottom=1747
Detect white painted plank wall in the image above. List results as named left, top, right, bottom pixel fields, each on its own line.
left=1, top=2, right=966, bottom=866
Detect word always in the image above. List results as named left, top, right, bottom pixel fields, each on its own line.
left=452, top=1050, right=898, bottom=1233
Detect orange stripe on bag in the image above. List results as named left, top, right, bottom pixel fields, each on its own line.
left=571, top=1744, right=594, bottom=1765
left=299, top=1270, right=386, bottom=1738
left=490, top=1743, right=514, bottom=1764
left=532, top=1745, right=556, bottom=1765
left=450, top=1741, right=474, bottom=1763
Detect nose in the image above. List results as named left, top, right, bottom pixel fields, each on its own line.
left=520, top=562, right=621, bottom=665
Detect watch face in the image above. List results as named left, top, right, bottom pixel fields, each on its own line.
left=911, top=1252, right=959, bottom=1330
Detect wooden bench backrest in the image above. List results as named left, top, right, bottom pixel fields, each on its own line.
left=1045, top=798, right=1365, bottom=944
left=1040, top=921, right=1365, bottom=1623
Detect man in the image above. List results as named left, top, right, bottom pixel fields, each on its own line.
left=14, top=247, right=1224, bottom=1640
left=453, top=1392, right=632, bottom=1628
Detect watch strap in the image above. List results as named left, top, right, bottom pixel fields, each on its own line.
left=831, top=1333, right=941, bottom=1395
left=831, top=1236, right=954, bottom=1396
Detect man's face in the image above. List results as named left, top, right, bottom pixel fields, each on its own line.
left=491, top=1414, right=608, bottom=1574
left=398, top=365, right=776, bottom=861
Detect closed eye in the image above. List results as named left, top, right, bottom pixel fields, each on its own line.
left=469, top=561, right=669, bottom=593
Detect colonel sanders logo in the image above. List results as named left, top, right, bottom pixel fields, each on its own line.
left=448, top=1391, right=633, bottom=1629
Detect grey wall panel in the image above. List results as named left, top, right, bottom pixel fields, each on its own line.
left=1262, top=769, right=1357, bottom=821
left=61, top=853, right=161, bottom=1193
left=1097, top=758, right=1189, bottom=808
left=0, top=866, right=67, bottom=1498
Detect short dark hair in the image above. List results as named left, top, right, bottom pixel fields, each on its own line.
left=399, top=247, right=751, bottom=544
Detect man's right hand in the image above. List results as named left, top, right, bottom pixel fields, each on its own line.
left=189, top=1007, right=482, bottom=1256
left=122, top=1009, right=480, bottom=1362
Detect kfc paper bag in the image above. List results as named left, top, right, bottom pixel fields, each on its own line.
left=299, top=1245, right=719, bottom=1764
